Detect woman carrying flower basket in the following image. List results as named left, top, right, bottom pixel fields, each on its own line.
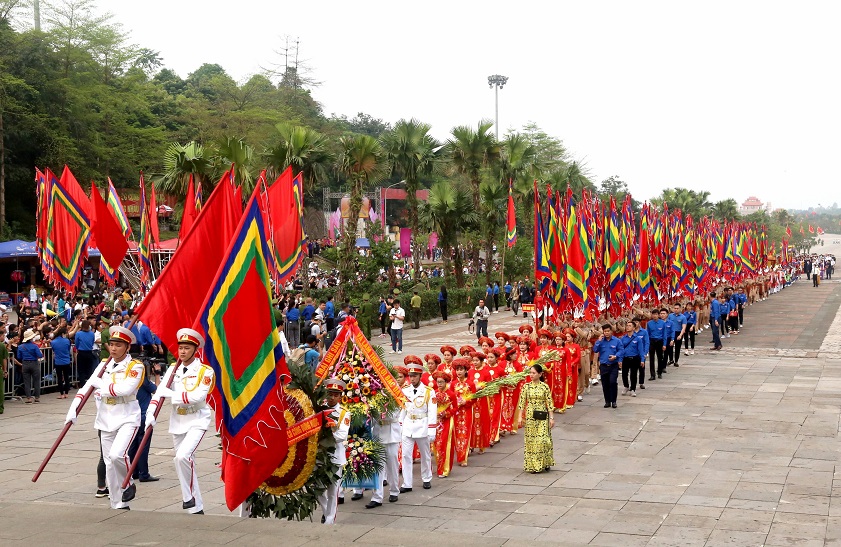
left=498, top=348, right=524, bottom=436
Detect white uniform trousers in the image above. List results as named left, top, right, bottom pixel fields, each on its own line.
left=173, top=428, right=206, bottom=513
left=372, top=442, right=400, bottom=502
left=318, top=473, right=342, bottom=524
left=100, top=424, right=138, bottom=509
left=401, top=436, right=432, bottom=488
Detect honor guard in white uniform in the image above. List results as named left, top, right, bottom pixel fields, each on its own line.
left=399, top=361, right=438, bottom=492
left=364, top=406, right=401, bottom=508
left=146, top=328, right=214, bottom=515
left=318, top=377, right=350, bottom=524
left=65, top=326, right=144, bottom=510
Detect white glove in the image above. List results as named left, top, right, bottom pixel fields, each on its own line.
left=145, top=412, right=156, bottom=430
left=155, top=386, right=175, bottom=399
left=65, top=399, right=79, bottom=425
left=428, top=433, right=436, bottom=442
left=88, top=376, right=106, bottom=391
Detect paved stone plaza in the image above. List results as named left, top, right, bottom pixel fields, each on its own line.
left=3, top=279, right=841, bottom=546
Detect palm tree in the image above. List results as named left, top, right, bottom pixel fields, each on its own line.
left=419, top=180, right=478, bottom=287
left=711, top=198, right=740, bottom=222
left=498, top=133, right=539, bottom=183
left=336, top=135, right=386, bottom=289
left=214, top=136, right=256, bottom=192
left=158, top=141, right=214, bottom=196
left=264, top=123, right=332, bottom=196
left=446, top=120, right=500, bottom=212
left=479, top=178, right=508, bottom=284
left=381, top=119, right=441, bottom=280
left=651, top=188, right=712, bottom=219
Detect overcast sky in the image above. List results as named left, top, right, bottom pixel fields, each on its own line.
left=105, top=0, right=840, bottom=210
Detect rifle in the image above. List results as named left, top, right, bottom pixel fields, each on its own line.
left=32, top=358, right=113, bottom=482
left=122, top=360, right=179, bottom=488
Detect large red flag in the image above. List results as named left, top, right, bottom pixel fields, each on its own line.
left=179, top=175, right=197, bottom=240
left=196, top=184, right=289, bottom=511
left=90, top=182, right=129, bottom=270
left=45, top=166, right=91, bottom=291
left=134, top=175, right=241, bottom=352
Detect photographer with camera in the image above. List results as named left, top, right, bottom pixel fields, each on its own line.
left=473, top=299, right=491, bottom=340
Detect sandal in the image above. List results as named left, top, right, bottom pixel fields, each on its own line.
left=25, top=398, right=33, bottom=404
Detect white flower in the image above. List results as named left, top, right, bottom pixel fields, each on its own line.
left=342, top=374, right=350, bottom=381
left=351, top=449, right=358, bottom=456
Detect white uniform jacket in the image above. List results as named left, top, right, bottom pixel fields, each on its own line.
left=90, top=355, right=144, bottom=433
left=373, top=408, right=402, bottom=444
left=159, top=360, right=214, bottom=435
left=328, top=403, right=350, bottom=466
left=399, top=383, right=438, bottom=439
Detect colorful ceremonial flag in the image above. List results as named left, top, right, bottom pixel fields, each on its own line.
left=45, top=166, right=91, bottom=291
left=180, top=175, right=198, bottom=240
left=149, top=182, right=161, bottom=246
left=135, top=173, right=242, bottom=352
left=564, top=195, right=588, bottom=309
left=266, top=167, right=304, bottom=285
left=195, top=180, right=203, bottom=212
left=138, top=174, right=152, bottom=283
left=547, top=187, right=563, bottom=305
left=90, top=181, right=129, bottom=274
left=196, top=186, right=289, bottom=511
left=785, top=225, right=792, bottom=238
left=506, top=179, right=517, bottom=247
left=638, top=204, right=653, bottom=299
left=106, top=178, right=132, bottom=238
left=533, top=180, right=551, bottom=289
left=808, top=224, right=815, bottom=234
left=35, top=168, right=52, bottom=280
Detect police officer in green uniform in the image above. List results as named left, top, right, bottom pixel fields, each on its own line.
left=359, top=294, right=374, bottom=339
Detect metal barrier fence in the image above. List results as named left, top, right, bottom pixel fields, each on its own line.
left=4, top=347, right=81, bottom=399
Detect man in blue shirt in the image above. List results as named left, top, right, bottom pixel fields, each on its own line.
left=286, top=303, right=301, bottom=348
left=645, top=310, right=667, bottom=381
left=302, top=299, right=316, bottom=322
left=667, top=303, right=687, bottom=367
left=620, top=322, right=643, bottom=397
left=634, top=320, right=650, bottom=390
left=492, top=282, right=500, bottom=313
left=593, top=324, right=624, bottom=408
left=503, top=281, right=512, bottom=310
left=736, top=288, right=747, bottom=328
left=683, top=303, right=697, bottom=355
left=72, top=319, right=97, bottom=383
left=325, top=297, right=335, bottom=332
left=709, top=292, right=722, bottom=350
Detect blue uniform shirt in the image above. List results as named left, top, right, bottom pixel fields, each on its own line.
left=137, top=324, right=154, bottom=346
left=287, top=307, right=300, bottom=322
left=17, top=341, right=43, bottom=361
left=504, top=283, right=512, bottom=295
left=51, top=336, right=72, bottom=365
left=635, top=328, right=650, bottom=358
left=325, top=301, right=335, bottom=319
left=493, top=284, right=500, bottom=295
left=302, top=304, right=315, bottom=321
left=684, top=310, right=697, bottom=325
left=711, top=299, right=721, bottom=318
left=593, top=335, right=624, bottom=365
left=646, top=319, right=667, bottom=341
left=136, top=375, right=157, bottom=414
left=74, top=330, right=95, bottom=351
left=621, top=333, right=643, bottom=358
left=667, top=313, right=687, bottom=338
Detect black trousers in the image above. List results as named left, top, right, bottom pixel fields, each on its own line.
left=440, top=301, right=448, bottom=321
left=813, top=273, right=819, bottom=287
left=649, top=339, right=664, bottom=377
left=600, top=363, right=619, bottom=403
left=380, top=315, right=387, bottom=334
left=666, top=338, right=682, bottom=365
left=720, top=314, right=729, bottom=334
left=76, top=350, right=97, bottom=384
left=683, top=329, right=696, bottom=350
left=621, top=356, right=641, bottom=391
left=728, top=315, right=739, bottom=332
left=493, top=294, right=499, bottom=311
left=738, top=304, right=744, bottom=325
left=55, top=364, right=71, bottom=395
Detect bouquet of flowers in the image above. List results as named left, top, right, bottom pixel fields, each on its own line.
left=342, top=433, right=385, bottom=489
left=333, top=345, right=398, bottom=422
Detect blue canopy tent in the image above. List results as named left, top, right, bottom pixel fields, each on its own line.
left=355, top=237, right=370, bottom=248
left=0, top=240, right=37, bottom=258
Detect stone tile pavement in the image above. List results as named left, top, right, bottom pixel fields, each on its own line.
left=3, top=280, right=841, bottom=546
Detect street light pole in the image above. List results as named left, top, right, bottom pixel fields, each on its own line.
left=488, top=74, right=509, bottom=140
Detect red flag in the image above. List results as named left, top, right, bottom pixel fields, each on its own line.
left=196, top=185, right=288, bottom=511
left=817, top=226, right=825, bottom=235
left=149, top=182, right=161, bottom=245
left=134, top=174, right=242, bottom=352
left=808, top=224, right=815, bottom=234
left=506, top=179, right=517, bottom=247
left=179, top=175, right=197, bottom=240
left=267, top=167, right=303, bottom=285
left=785, top=225, right=791, bottom=238
left=45, top=166, right=91, bottom=291
left=90, top=182, right=129, bottom=270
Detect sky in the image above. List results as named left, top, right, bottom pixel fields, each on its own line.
left=102, top=0, right=841, bottom=210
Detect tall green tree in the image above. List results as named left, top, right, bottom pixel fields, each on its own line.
left=446, top=120, right=500, bottom=212
left=264, top=123, right=332, bottom=195
left=419, top=180, right=477, bottom=288
left=651, top=187, right=712, bottom=219
left=157, top=141, right=213, bottom=196
left=478, top=178, right=507, bottom=285
left=711, top=198, right=740, bottom=222
left=336, top=134, right=385, bottom=293
left=381, top=118, right=441, bottom=280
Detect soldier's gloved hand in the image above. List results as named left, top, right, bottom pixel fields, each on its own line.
left=65, top=402, right=79, bottom=425
left=145, top=412, right=156, bottom=430
left=428, top=432, right=436, bottom=443
left=155, top=386, right=175, bottom=399
left=88, top=376, right=106, bottom=391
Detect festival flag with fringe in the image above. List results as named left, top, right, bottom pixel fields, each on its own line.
left=90, top=181, right=129, bottom=285
left=547, top=186, right=563, bottom=306
left=533, top=180, right=551, bottom=290
left=138, top=173, right=152, bottom=284
left=564, top=194, right=588, bottom=310
left=506, top=179, right=517, bottom=247
left=196, top=185, right=289, bottom=511
left=106, top=178, right=132, bottom=238
left=266, top=167, right=304, bottom=285
left=638, top=203, right=654, bottom=300
left=44, top=166, right=90, bottom=291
